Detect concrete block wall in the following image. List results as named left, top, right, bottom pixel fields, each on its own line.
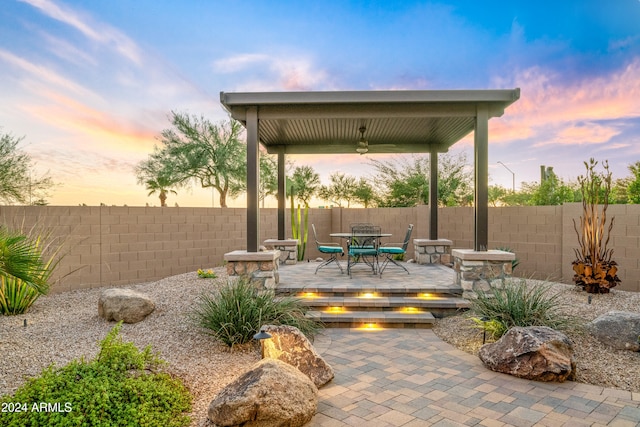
left=1, top=203, right=638, bottom=292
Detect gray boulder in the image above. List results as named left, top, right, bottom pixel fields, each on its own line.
left=208, top=358, right=317, bottom=427
left=98, top=288, right=155, bottom=323
left=478, top=326, right=575, bottom=382
left=588, top=311, right=640, bottom=351
left=262, top=324, right=334, bottom=388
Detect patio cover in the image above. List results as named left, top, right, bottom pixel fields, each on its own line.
left=220, top=89, right=520, bottom=252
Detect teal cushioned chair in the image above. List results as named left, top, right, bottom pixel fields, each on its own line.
left=311, top=224, right=344, bottom=274
left=378, top=224, right=413, bottom=276
left=347, top=224, right=380, bottom=278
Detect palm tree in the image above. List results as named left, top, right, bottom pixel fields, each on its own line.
left=144, top=175, right=178, bottom=207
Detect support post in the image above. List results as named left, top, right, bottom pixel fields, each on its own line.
left=246, top=107, right=259, bottom=252
left=474, top=104, right=489, bottom=251
left=429, top=148, right=438, bottom=240
left=277, top=149, right=285, bottom=240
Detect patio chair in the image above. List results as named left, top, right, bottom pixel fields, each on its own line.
left=347, top=224, right=380, bottom=278
left=378, top=224, right=413, bottom=277
left=311, top=224, right=344, bottom=274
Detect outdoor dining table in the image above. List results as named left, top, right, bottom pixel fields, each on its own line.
left=330, top=232, right=392, bottom=276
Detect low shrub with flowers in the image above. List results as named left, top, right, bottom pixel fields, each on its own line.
left=197, top=268, right=217, bottom=279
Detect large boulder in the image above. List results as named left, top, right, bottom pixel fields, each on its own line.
left=588, top=311, right=640, bottom=351
left=261, top=324, right=334, bottom=388
left=98, top=288, right=155, bottom=324
left=208, top=358, right=317, bottom=427
left=478, top=326, right=575, bottom=382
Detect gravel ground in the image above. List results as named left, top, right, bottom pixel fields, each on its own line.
left=2, top=273, right=639, bottom=427
left=0, top=268, right=259, bottom=427
left=433, top=279, right=640, bottom=392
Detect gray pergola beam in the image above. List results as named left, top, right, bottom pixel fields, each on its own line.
left=277, top=149, right=285, bottom=240
left=429, top=148, right=438, bottom=240
left=246, top=107, right=259, bottom=252
left=474, top=104, right=489, bottom=251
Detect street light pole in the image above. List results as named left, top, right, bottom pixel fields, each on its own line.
left=497, top=161, right=515, bottom=192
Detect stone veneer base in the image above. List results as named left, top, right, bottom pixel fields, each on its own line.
left=414, top=239, right=453, bottom=265
left=263, top=239, right=299, bottom=265
left=224, top=250, right=280, bottom=290
left=452, top=249, right=515, bottom=299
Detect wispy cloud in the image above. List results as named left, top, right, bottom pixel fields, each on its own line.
left=214, top=52, right=334, bottom=91
left=22, top=89, right=159, bottom=153
left=0, top=48, right=97, bottom=98
left=20, top=0, right=142, bottom=64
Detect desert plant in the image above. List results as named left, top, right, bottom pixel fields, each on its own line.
left=0, top=223, right=69, bottom=315
left=0, top=323, right=192, bottom=426
left=192, top=277, right=322, bottom=347
left=572, top=158, right=620, bottom=293
left=469, top=278, right=573, bottom=339
left=197, top=268, right=217, bottom=278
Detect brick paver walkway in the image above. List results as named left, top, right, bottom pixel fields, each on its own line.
left=309, top=328, right=640, bottom=427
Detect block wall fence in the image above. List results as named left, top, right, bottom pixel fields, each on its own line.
left=1, top=204, right=638, bottom=293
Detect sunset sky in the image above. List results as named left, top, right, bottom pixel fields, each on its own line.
left=1, top=0, right=639, bottom=207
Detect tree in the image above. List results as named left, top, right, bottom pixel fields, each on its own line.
left=259, top=154, right=278, bottom=208
left=135, top=154, right=180, bottom=207
left=287, top=166, right=320, bottom=260
left=353, top=178, right=376, bottom=208
left=369, top=153, right=473, bottom=207
left=0, top=131, right=54, bottom=205
left=150, top=112, right=246, bottom=208
left=318, top=172, right=358, bottom=207
left=488, top=185, right=508, bottom=207
left=627, top=161, right=640, bottom=204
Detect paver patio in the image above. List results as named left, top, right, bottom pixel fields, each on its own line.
left=309, top=328, right=640, bottom=426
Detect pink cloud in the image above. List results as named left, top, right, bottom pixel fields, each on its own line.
left=492, top=58, right=640, bottom=146
left=22, top=90, right=158, bottom=153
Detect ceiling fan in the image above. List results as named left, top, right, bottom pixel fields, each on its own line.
left=356, top=126, right=369, bottom=154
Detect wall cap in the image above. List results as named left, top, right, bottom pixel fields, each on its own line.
left=452, top=249, right=515, bottom=261
left=414, top=239, right=453, bottom=246
left=224, top=250, right=281, bottom=262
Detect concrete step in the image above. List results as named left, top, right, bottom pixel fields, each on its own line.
left=294, top=295, right=469, bottom=310
left=307, top=309, right=436, bottom=328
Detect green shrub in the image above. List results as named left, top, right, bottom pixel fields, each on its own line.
left=469, top=278, right=573, bottom=339
left=192, top=277, right=322, bottom=347
left=0, top=323, right=192, bottom=427
left=0, top=275, right=40, bottom=315
left=0, top=224, right=69, bottom=315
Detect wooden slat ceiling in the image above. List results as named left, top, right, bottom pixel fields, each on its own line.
left=220, top=90, right=520, bottom=154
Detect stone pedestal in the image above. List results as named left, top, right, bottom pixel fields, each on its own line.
left=414, top=239, right=453, bottom=265
left=452, top=249, right=515, bottom=299
left=224, top=250, right=280, bottom=290
left=263, top=239, right=299, bottom=265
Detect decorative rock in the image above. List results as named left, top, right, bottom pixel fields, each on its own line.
left=262, top=325, right=334, bottom=388
left=98, top=288, right=155, bottom=323
left=588, top=311, right=640, bottom=351
left=315, top=257, right=323, bottom=262
left=478, top=326, right=575, bottom=382
left=208, top=358, right=318, bottom=427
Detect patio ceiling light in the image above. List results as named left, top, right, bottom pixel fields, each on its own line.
left=356, top=126, right=368, bottom=154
